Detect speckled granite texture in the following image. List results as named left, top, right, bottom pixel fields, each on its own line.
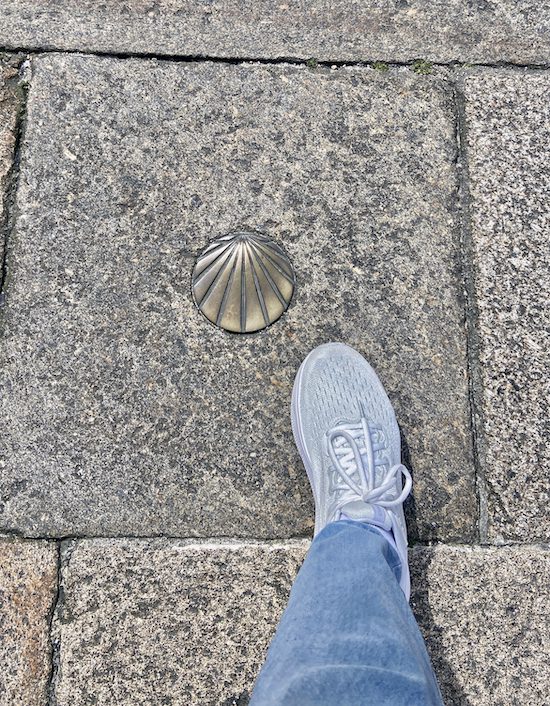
left=53, top=539, right=307, bottom=706
left=411, top=544, right=550, bottom=706
left=463, top=70, right=550, bottom=542
left=0, top=539, right=58, bottom=706
left=0, top=55, right=476, bottom=541
left=0, top=1, right=548, bottom=64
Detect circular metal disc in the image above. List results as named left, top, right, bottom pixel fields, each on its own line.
left=192, top=230, right=295, bottom=333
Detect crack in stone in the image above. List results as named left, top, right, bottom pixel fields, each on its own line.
left=43, top=542, right=62, bottom=706
left=0, top=55, right=29, bottom=305
left=1, top=46, right=550, bottom=72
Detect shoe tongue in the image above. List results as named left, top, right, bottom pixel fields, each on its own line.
left=340, top=500, right=392, bottom=531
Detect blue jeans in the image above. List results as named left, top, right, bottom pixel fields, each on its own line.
left=250, top=521, right=444, bottom=706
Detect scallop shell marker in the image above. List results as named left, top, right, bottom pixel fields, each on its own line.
left=192, top=231, right=295, bottom=333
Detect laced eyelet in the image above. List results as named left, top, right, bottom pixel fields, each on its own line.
left=326, top=417, right=412, bottom=513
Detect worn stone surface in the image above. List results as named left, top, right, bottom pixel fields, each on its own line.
left=463, top=71, right=550, bottom=542
left=0, top=55, right=21, bottom=264
left=53, top=539, right=550, bottom=706
left=54, top=539, right=307, bottom=706
left=0, top=55, right=476, bottom=541
left=0, top=1, right=549, bottom=65
left=0, top=538, right=58, bottom=706
left=411, top=544, right=550, bottom=706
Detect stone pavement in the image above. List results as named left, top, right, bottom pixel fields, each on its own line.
left=0, top=6, right=548, bottom=706
left=0, top=1, right=549, bottom=64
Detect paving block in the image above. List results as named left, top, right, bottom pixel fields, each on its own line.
left=53, top=539, right=307, bottom=706
left=0, top=56, right=21, bottom=264
left=0, top=1, right=548, bottom=65
left=463, top=70, right=550, bottom=542
left=53, top=539, right=550, bottom=706
left=0, top=538, right=58, bottom=706
left=0, top=55, right=476, bottom=541
left=411, top=545, right=550, bottom=706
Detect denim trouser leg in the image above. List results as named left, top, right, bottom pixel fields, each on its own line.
left=249, top=521, right=444, bottom=706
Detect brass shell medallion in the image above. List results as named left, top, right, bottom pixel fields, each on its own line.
left=192, top=231, right=295, bottom=333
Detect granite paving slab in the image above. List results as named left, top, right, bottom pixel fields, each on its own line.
left=52, top=539, right=550, bottom=706
left=462, top=70, right=550, bottom=542
left=0, top=1, right=549, bottom=65
left=411, top=544, right=550, bottom=706
left=0, top=54, right=476, bottom=540
left=53, top=539, right=307, bottom=706
left=0, top=54, right=21, bottom=265
left=0, top=538, right=58, bottom=706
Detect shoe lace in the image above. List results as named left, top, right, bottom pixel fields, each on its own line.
left=326, top=417, right=412, bottom=515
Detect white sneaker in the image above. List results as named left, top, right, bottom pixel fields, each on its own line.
left=291, top=342, right=413, bottom=600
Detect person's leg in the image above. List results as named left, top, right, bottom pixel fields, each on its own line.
left=250, top=521, right=443, bottom=706
left=249, top=343, right=444, bottom=705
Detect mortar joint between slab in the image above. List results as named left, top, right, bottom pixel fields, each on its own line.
left=2, top=45, right=550, bottom=72
left=451, top=70, right=489, bottom=544
left=2, top=531, right=548, bottom=551
left=0, top=56, right=30, bottom=305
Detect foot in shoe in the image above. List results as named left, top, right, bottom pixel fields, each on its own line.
left=291, top=342, right=412, bottom=600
